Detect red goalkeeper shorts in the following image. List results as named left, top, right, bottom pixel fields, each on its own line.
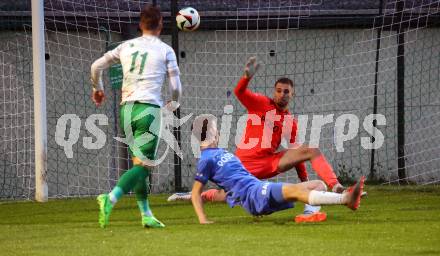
left=239, top=151, right=286, bottom=180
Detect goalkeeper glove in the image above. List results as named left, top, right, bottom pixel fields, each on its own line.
left=244, top=56, right=260, bottom=79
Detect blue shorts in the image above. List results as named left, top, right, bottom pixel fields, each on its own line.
left=241, top=182, right=294, bottom=216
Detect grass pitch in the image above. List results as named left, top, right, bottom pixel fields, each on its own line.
left=1, top=186, right=440, bottom=256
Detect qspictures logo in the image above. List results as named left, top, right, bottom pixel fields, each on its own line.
left=54, top=102, right=386, bottom=166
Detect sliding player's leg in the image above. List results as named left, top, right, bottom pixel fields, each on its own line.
left=168, top=188, right=226, bottom=202
left=240, top=177, right=364, bottom=217
left=201, top=189, right=226, bottom=202
left=241, top=177, right=363, bottom=216
left=281, top=177, right=365, bottom=210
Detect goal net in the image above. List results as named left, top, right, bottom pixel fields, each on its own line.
left=1, top=0, right=440, bottom=199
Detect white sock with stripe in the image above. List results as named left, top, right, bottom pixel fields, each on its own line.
left=308, top=190, right=347, bottom=206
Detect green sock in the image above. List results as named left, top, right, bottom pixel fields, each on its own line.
left=108, top=165, right=150, bottom=206
left=134, top=172, right=153, bottom=217
left=137, top=200, right=153, bottom=217
left=115, top=165, right=150, bottom=194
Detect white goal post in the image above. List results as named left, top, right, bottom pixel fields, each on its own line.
left=32, top=0, right=48, bottom=202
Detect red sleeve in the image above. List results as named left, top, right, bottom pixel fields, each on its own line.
left=289, top=117, right=298, bottom=144
left=234, top=76, right=269, bottom=110
left=295, top=162, right=309, bottom=182
left=281, top=114, right=299, bottom=147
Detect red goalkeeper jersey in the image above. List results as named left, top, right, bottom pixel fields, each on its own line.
left=234, top=77, right=298, bottom=160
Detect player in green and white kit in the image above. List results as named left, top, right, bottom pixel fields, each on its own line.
left=90, top=5, right=182, bottom=228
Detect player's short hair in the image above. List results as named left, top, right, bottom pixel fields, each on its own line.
left=274, top=77, right=294, bottom=88
left=140, top=5, right=162, bottom=31
left=191, top=115, right=218, bottom=144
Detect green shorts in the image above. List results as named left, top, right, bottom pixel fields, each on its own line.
left=119, top=102, right=161, bottom=161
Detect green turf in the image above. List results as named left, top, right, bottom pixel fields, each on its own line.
left=1, top=186, right=440, bottom=256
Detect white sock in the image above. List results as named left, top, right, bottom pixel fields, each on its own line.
left=109, top=194, right=118, bottom=206
left=303, top=204, right=321, bottom=214
left=108, top=186, right=123, bottom=206
left=308, top=190, right=347, bottom=206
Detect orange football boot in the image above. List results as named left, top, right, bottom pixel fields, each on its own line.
left=295, top=211, right=327, bottom=223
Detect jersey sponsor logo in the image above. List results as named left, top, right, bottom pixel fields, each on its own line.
left=217, top=153, right=234, bottom=167
left=261, top=182, right=270, bottom=195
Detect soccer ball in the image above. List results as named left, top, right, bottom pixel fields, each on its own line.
left=176, top=7, right=200, bottom=32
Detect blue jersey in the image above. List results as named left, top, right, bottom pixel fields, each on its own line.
left=194, top=148, right=294, bottom=216
left=194, top=148, right=260, bottom=208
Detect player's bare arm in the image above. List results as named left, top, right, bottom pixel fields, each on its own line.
left=191, top=180, right=213, bottom=224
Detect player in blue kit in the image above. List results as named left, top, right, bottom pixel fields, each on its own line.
left=190, top=115, right=365, bottom=224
